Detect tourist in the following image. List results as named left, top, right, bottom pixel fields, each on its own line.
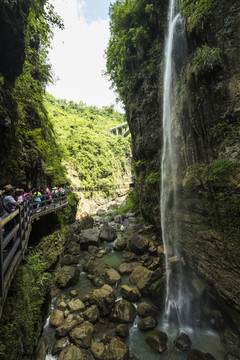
left=33, top=189, right=42, bottom=211
left=1, top=184, right=20, bottom=234
left=16, top=189, right=25, bottom=205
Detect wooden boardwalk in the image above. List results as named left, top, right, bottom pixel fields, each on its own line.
left=0, top=194, right=68, bottom=317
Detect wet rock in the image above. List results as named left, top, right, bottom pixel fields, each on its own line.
left=104, top=337, right=129, bottom=360
left=122, top=251, right=138, bottom=261
left=113, top=237, right=127, bottom=251
left=121, top=284, right=141, bottom=302
left=58, top=345, right=84, bottom=360
left=34, top=337, right=47, bottom=360
left=93, top=276, right=105, bottom=287
left=128, top=234, right=149, bottom=254
left=69, top=321, right=94, bottom=348
left=80, top=229, right=101, bottom=249
left=187, top=349, right=215, bottom=360
left=137, top=303, right=159, bottom=317
left=224, top=330, right=239, bottom=346
left=102, top=216, right=112, bottom=223
left=100, top=225, right=117, bottom=242
left=66, top=241, right=81, bottom=255
left=118, top=262, right=139, bottom=274
left=116, top=324, right=129, bottom=338
left=114, top=214, right=123, bottom=223
left=129, top=265, right=156, bottom=293
left=49, top=309, right=64, bottom=328
left=69, top=289, right=78, bottom=297
left=91, top=341, right=105, bottom=359
left=57, top=266, right=80, bottom=288
left=174, top=332, right=192, bottom=352
left=109, top=299, right=137, bottom=323
left=88, top=245, right=99, bottom=255
left=61, top=254, right=81, bottom=266
left=224, top=352, right=240, bottom=360
left=138, top=316, right=157, bottom=330
left=89, top=284, right=116, bottom=316
left=83, top=305, right=100, bottom=323
left=105, top=268, right=121, bottom=287
left=148, top=257, right=162, bottom=270
left=145, top=330, right=168, bottom=353
left=68, top=298, right=85, bottom=312
left=56, top=315, right=83, bottom=338
left=52, top=337, right=70, bottom=355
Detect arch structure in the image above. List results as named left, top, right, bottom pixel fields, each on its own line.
left=0, top=194, right=68, bottom=317
left=109, top=122, right=130, bottom=137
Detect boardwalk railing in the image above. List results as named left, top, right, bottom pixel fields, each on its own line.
left=0, top=193, right=68, bottom=316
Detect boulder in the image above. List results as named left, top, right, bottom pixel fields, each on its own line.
left=138, top=316, right=157, bottom=331
left=145, top=330, right=168, bottom=353
left=223, top=330, right=239, bottom=346
left=137, top=303, right=159, bottom=317
left=174, top=332, right=192, bottom=351
left=61, top=254, right=81, bottom=266
left=114, top=214, right=123, bottom=223
left=97, top=209, right=107, bottom=216
left=68, top=298, right=85, bottom=312
left=91, top=341, right=106, bottom=360
left=118, top=262, right=139, bottom=274
left=187, top=349, right=208, bottom=359
left=129, top=265, right=156, bottom=293
left=88, top=245, right=99, bottom=255
left=83, top=305, right=100, bottom=323
left=52, top=337, right=70, bottom=356
left=57, top=266, right=80, bottom=288
left=105, top=268, right=121, bottom=287
left=69, top=321, right=94, bottom=348
left=49, top=309, right=64, bottom=328
left=224, top=353, right=240, bottom=360
left=121, top=285, right=141, bottom=302
left=56, top=315, right=83, bottom=338
left=113, top=237, right=127, bottom=251
left=79, top=228, right=100, bottom=249
left=89, top=284, right=116, bottom=316
left=116, top=324, right=129, bottom=339
left=109, top=299, right=137, bottom=323
left=58, top=345, right=84, bottom=360
left=128, top=234, right=149, bottom=254
left=100, top=225, right=117, bottom=242
left=104, top=337, right=129, bottom=360
left=66, top=241, right=81, bottom=255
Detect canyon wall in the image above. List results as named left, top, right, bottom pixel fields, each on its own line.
left=111, top=0, right=240, bottom=330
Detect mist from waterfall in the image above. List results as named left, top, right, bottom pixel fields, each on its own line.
left=160, top=0, right=189, bottom=327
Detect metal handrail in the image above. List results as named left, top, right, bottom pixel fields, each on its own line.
left=0, top=193, right=68, bottom=304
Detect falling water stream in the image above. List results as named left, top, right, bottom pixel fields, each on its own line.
left=160, top=0, right=190, bottom=327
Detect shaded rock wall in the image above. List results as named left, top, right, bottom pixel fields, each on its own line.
left=125, top=0, right=240, bottom=330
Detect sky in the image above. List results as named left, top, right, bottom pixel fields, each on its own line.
left=46, top=0, right=124, bottom=111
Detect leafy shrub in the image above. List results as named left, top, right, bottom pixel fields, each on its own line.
left=192, top=45, right=222, bottom=76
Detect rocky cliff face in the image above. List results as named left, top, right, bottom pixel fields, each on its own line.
left=0, top=0, right=64, bottom=189
left=123, top=0, right=240, bottom=330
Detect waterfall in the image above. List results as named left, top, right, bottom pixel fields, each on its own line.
left=160, top=0, right=188, bottom=327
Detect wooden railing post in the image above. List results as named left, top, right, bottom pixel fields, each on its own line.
left=17, top=206, right=22, bottom=250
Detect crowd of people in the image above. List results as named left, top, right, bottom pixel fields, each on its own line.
left=0, top=185, right=67, bottom=236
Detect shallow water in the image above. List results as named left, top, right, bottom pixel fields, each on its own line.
left=43, top=248, right=236, bottom=360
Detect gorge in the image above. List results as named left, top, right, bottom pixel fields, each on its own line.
left=0, top=0, right=239, bottom=359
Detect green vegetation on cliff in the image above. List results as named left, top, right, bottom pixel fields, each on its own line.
left=45, top=94, right=131, bottom=193
left=106, top=0, right=162, bottom=105
left=0, top=0, right=65, bottom=187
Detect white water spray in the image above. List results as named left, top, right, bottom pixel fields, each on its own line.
left=160, top=0, right=188, bottom=326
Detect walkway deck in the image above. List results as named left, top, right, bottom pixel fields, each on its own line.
left=0, top=194, right=68, bottom=318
